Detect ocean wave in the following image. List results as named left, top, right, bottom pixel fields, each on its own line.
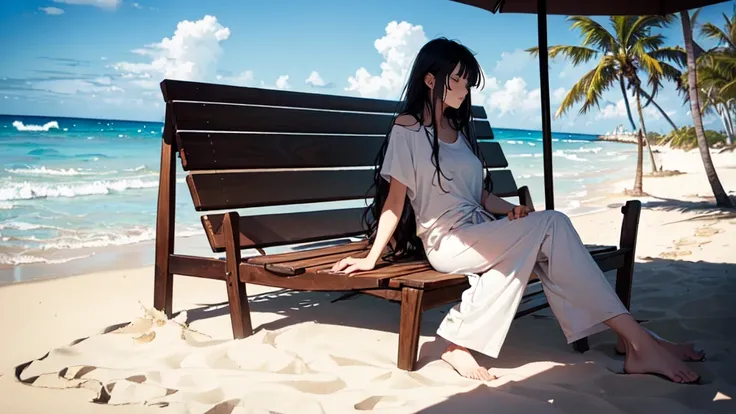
left=0, top=178, right=162, bottom=201
left=553, top=150, right=588, bottom=162
left=0, top=226, right=201, bottom=265
left=0, top=221, right=70, bottom=231
left=0, top=252, right=93, bottom=266
left=508, top=153, right=543, bottom=158
left=37, top=227, right=201, bottom=251
left=12, top=120, right=60, bottom=132
left=5, top=165, right=144, bottom=177
left=6, top=166, right=97, bottom=176
left=568, top=147, right=602, bottom=154
left=515, top=171, right=581, bottom=179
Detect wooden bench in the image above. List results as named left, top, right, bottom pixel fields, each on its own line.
left=154, top=79, right=642, bottom=371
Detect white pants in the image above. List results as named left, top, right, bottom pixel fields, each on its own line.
left=426, top=210, right=629, bottom=358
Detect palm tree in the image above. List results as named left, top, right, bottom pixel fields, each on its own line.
left=528, top=16, right=685, bottom=195
left=698, top=10, right=736, bottom=146
left=680, top=10, right=734, bottom=209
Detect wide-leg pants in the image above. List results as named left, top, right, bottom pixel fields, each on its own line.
left=426, top=209, right=629, bottom=358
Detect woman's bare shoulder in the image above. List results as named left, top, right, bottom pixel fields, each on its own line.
left=393, top=114, right=422, bottom=132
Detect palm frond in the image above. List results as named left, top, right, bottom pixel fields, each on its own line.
left=701, top=22, right=736, bottom=50
left=567, top=16, right=618, bottom=52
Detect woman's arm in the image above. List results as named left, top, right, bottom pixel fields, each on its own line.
left=331, top=177, right=406, bottom=274
left=365, top=178, right=407, bottom=262
left=481, top=189, right=516, bottom=215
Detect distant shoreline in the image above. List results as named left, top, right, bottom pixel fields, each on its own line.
left=596, top=134, right=639, bottom=144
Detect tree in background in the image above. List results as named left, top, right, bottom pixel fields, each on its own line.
left=528, top=16, right=684, bottom=195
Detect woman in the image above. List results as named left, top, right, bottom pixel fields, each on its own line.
left=330, top=38, right=702, bottom=384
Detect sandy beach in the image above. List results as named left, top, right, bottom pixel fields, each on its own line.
left=1, top=146, right=735, bottom=414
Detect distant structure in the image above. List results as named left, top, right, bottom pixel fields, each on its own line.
left=598, top=124, right=639, bottom=144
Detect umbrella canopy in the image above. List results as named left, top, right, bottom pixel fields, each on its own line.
left=454, top=0, right=727, bottom=16
left=452, top=0, right=729, bottom=209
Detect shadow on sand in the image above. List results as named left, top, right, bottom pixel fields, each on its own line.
left=168, top=256, right=735, bottom=412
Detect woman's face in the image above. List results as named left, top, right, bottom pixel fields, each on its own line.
left=425, top=63, right=470, bottom=109
left=444, top=63, right=470, bottom=109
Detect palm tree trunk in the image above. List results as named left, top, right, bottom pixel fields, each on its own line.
left=620, top=76, right=638, bottom=131
left=638, top=88, right=678, bottom=131
left=681, top=11, right=734, bottom=208
left=632, top=129, right=644, bottom=195
left=717, top=104, right=734, bottom=145
left=634, top=88, right=659, bottom=173
left=725, top=104, right=735, bottom=145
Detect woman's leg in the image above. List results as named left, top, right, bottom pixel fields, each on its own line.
left=529, top=210, right=699, bottom=382
left=616, top=327, right=705, bottom=361
left=429, top=210, right=699, bottom=383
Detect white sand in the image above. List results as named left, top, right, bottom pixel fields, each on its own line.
left=1, top=147, right=735, bottom=413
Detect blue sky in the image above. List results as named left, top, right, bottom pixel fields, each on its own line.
left=0, top=0, right=733, bottom=134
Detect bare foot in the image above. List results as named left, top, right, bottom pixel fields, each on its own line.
left=624, top=341, right=701, bottom=384
left=617, top=331, right=705, bottom=361
left=441, top=343, right=496, bottom=381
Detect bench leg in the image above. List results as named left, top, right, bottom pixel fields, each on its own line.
left=223, top=212, right=253, bottom=339
left=398, top=287, right=424, bottom=371
left=153, top=136, right=176, bottom=317
left=616, top=200, right=641, bottom=310
left=573, top=338, right=589, bottom=353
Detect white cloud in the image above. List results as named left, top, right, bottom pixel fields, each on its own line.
left=346, top=21, right=428, bottom=99
left=487, top=77, right=540, bottom=116
left=305, top=71, right=330, bottom=87
left=552, top=87, right=567, bottom=103
left=112, top=15, right=231, bottom=88
left=594, top=94, right=671, bottom=123
left=53, top=0, right=121, bottom=10
left=216, top=70, right=255, bottom=86
left=493, top=49, right=533, bottom=74
left=596, top=99, right=628, bottom=119
left=132, top=2, right=142, bottom=8
left=275, top=75, right=291, bottom=90
left=40, top=7, right=65, bottom=15
left=644, top=106, right=676, bottom=121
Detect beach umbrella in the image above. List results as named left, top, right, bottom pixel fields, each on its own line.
left=452, top=0, right=729, bottom=210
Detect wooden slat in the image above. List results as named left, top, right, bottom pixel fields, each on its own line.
left=203, top=208, right=368, bottom=252
left=161, top=79, right=488, bottom=119
left=170, top=102, right=494, bottom=137
left=592, top=249, right=628, bottom=273
left=188, top=169, right=517, bottom=211
left=488, top=169, right=518, bottom=197
left=188, top=169, right=374, bottom=211
left=176, top=133, right=506, bottom=170
left=240, top=262, right=388, bottom=290
left=388, top=270, right=466, bottom=290
left=168, top=254, right=226, bottom=279
left=265, top=248, right=376, bottom=276
left=318, top=260, right=433, bottom=283
left=588, top=244, right=618, bottom=255
left=247, top=240, right=369, bottom=265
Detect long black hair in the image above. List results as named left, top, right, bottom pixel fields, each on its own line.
left=362, top=37, right=493, bottom=261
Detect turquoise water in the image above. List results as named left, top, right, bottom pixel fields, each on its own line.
left=0, top=114, right=638, bottom=267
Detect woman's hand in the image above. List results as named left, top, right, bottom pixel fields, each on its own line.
left=330, top=256, right=377, bottom=275
left=507, top=205, right=531, bottom=221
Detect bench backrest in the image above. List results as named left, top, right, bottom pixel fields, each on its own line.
left=160, top=79, right=518, bottom=253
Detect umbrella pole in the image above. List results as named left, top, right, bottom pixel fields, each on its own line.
left=536, top=0, right=554, bottom=210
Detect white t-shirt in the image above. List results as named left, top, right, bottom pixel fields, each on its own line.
left=379, top=123, right=492, bottom=251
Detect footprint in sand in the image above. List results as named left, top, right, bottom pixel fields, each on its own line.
left=659, top=250, right=692, bottom=259
left=694, top=226, right=722, bottom=238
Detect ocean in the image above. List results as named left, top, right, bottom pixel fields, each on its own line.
left=0, top=114, right=640, bottom=272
